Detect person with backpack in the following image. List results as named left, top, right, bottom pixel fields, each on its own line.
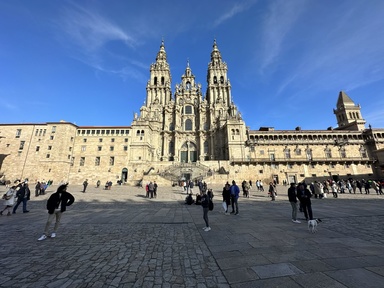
left=201, top=189, right=212, bottom=232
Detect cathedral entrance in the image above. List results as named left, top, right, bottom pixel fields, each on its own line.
left=180, top=142, right=198, bottom=163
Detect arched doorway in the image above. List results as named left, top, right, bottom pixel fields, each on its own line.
left=121, top=168, right=128, bottom=183
left=180, top=141, right=198, bottom=163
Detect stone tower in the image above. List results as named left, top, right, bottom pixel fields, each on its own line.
left=334, top=91, right=366, bottom=131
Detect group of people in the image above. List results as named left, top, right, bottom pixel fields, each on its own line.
left=145, top=181, right=158, bottom=198
left=288, top=182, right=314, bottom=223
left=1, top=180, right=75, bottom=241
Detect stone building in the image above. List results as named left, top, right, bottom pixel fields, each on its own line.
left=1, top=41, right=383, bottom=186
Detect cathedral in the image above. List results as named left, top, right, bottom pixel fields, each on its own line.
left=1, top=41, right=383, bottom=186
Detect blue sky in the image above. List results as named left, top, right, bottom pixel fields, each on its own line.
left=1, top=0, right=384, bottom=130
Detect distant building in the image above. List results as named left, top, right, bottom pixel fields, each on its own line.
left=1, top=41, right=383, bottom=185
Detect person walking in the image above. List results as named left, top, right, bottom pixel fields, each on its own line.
left=269, top=182, right=276, bottom=201
left=13, top=183, right=31, bottom=214
left=37, top=184, right=75, bottom=241
left=82, top=179, right=88, bottom=193
left=201, top=189, right=211, bottom=231
left=230, top=180, right=240, bottom=215
left=1, top=186, right=17, bottom=216
left=288, top=183, right=300, bottom=223
left=297, top=183, right=313, bottom=221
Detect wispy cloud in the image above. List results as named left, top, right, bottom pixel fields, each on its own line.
left=60, top=4, right=137, bottom=52
left=213, top=1, right=257, bottom=28
left=259, top=0, right=308, bottom=73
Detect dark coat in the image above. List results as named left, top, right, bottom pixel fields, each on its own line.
left=16, top=186, right=30, bottom=201
left=46, top=191, right=75, bottom=214
left=288, top=186, right=298, bottom=202
left=296, top=187, right=312, bottom=203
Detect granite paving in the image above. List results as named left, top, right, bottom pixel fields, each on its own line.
left=0, top=183, right=384, bottom=287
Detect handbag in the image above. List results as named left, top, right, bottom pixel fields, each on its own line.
left=2, top=194, right=11, bottom=200
left=209, top=200, right=214, bottom=211
left=222, top=201, right=227, bottom=211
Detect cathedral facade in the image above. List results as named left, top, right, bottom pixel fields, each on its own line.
left=1, top=41, right=383, bottom=185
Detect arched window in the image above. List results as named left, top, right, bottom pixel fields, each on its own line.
left=185, top=119, right=192, bottom=131
left=236, top=129, right=240, bottom=135
left=136, top=130, right=140, bottom=136
left=213, top=76, right=217, bottom=84
left=220, top=76, right=224, bottom=84
left=141, top=130, right=144, bottom=136
left=154, top=77, right=157, bottom=85
left=161, top=77, right=165, bottom=85
left=186, top=81, right=191, bottom=90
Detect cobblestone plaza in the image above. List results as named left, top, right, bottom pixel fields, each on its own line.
left=1, top=184, right=384, bottom=287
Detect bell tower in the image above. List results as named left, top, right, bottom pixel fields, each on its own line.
left=334, top=91, right=366, bottom=131
left=145, top=40, right=172, bottom=107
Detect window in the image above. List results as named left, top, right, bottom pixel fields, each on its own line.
left=43, top=129, right=46, bottom=136
left=325, top=148, right=332, bottom=158
left=169, top=123, right=174, bottom=131
left=185, top=119, right=192, bottom=131
left=98, top=146, right=102, bottom=151
left=185, top=105, right=192, bottom=114
left=306, top=149, right=312, bottom=160
left=52, top=126, right=56, bottom=133
left=109, top=156, right=114, bottom=166
left=16, top=129, right=22, bottom=138
left=81, top=146, right=86, bottom=152
left=124, top=138, right=128, bottom=142
left=95, top=157, right=100, bottom=166
left=35, top=129, right=38, bottom=136
left=111, top=138, right=115, bottom=142
left=110, top=146, right=114, bottom=151
left=83, top=138, right=87, bottom=143
left=269, top=153, right=275, bottom=161
left=204, top=122, right=208, bottom=131
left=123, top=146, right=128, bottom=151
left=48, top=146, right=52, bottom=151
left=169, top=141, right=174, bottom=154
left=340, top=148, right=347, bottom=158
left=68, top=155, right=71, bottom=160
left=50, top=135, right=54, bottom=140
left=70, top=137, right=74, bottom=142
left=80, top=157, right=85, bottom=166
left=19, top=141, right=25, bottom=150
left=69, top=147, right=72, bottom=151
left=36, top=146, right=40, bottom=152
left=99, top=138, right=103, bottom=142
left=39, top=129, right=42, bottom=136
left=46, top=154, right=50, bottom=158
left=284, top=148, right=291, bottom=159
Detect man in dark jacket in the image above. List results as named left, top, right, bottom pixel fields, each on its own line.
left=296, top=183, right=313, bottom=221
left=288, top=183, right=300, bottom=223
left=13, top=183, right=31, bottom=213
left=38, top=184, right=75, bottom=241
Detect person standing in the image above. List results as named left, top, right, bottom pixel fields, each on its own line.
left=82, top=179, right=88, bottom=193
left=297, top=183, right=313, bottom=221
left=35, top=181, right=41, bottom=197
left=1, top=186, right=17, bottom=216
left=222, top=182, right=231, bottom=214
left=201, top=189, right=211, bottom=231
left=148, top=181, right=154, bottom=199
left=38, top=184, right=75, bottom=241
left=153, top=181, right=158, bottom=198
left=288, top=183, right=300, bottom=223
left=96, top=180, right=101, bottom=188
left=230, top=180, right=240, bottom=215
left=13, top=183, right=30, bottom=214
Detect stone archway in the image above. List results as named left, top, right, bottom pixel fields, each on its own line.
left=180, top=141, right=198, bottom=163
left=121, top=168, right=128, bottom=183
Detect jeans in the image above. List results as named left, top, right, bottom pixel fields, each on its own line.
left=13, top=198, right=28, bottom=213
left=231, top=196, right=238, bottom=213
left=290, top=201, right=298, bottom=220
left=203, top=207, right=209, bottom=227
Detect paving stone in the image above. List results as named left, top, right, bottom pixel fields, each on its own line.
left=251, top=262, right=304, bottom=279
left=325, top=268, right=384, bottom=288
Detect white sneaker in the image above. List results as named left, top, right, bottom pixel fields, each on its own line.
left=38, top=235, right=47, bottom=241
left=293, top=220, right=301, bottom=224
left=204, top=227, right=211, bottom=232
left=51, top=232, right=56, bottom=238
